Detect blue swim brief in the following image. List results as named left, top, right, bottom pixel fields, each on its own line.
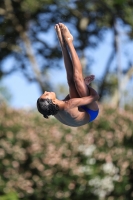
left=81, top=106, right=99, bottom=122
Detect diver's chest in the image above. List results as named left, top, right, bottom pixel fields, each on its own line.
left=59, top=108, right=83, bottom=123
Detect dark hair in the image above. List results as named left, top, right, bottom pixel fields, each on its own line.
left=37, top=98, right=59, bottom=118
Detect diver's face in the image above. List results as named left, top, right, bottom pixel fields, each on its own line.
left=40, top=91, right=56, bottom=101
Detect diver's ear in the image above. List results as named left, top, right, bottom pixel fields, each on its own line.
left=53, top=99, right=58, bottom=105
left=52, top=99, right=56, bottom=104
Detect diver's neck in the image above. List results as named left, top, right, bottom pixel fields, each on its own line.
left=55, top=99, right=66, bottom=110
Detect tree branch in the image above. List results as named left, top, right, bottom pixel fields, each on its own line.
left=4, top=0, right=46, bottom=92
left=98, top=47, right=116, bottom=99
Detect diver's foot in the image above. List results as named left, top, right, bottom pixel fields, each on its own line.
left=84, top=75, right=95, bottom=85
left=59, top=23, right=73, bottom=43
left=55, top=24, right=65, bottom=47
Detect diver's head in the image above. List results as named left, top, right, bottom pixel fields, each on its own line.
left=37, top=91, right=59, bottom=118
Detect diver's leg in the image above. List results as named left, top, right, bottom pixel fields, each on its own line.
left=55, top=24, right=80, bottom=98
left=59, top=23, right=90, bottom=97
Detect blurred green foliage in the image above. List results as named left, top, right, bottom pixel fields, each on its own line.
left=0, top=192, right=18, bottom=200
left=0, top=104, right=133, bottom=200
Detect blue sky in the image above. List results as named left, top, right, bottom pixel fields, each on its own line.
left=2, top=28, right=133, bottom=109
